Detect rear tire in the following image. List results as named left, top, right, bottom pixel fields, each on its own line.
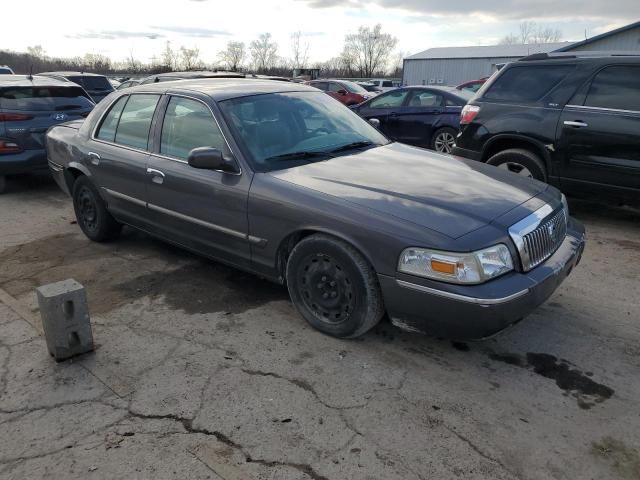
left=286, top=234, right=384, bottom=338
left=72, top=176, right=121, bottom=242
left=431, top=127, right=457, bottom=153
left=486, top=148, right=547, bottom=182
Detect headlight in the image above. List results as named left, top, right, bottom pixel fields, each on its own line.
left=398, top=244, right=514, bottom=284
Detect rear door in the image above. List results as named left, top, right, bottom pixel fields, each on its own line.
left=355, top=89, right=410, bottom=140
left=0, top=85, right=93, bottom=155
left=394, top=89, right=444, bottom=146
left=145, top=94, right=251, bottom=268
left=88, top=93, right=161, bottom=225
left=558, top=65, right=640, bottom=197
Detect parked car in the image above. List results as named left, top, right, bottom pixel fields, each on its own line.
left=0, top=66, right=14, bottom=75
left=0, top=75, right=94, bottom=192
left=368, top=78, right=396, bottom=92
left=108, top=78, right=121, bottom=89
left=453, top=53, right=640, bottom=204
left=38, top=72, right=114, bottom=103
left=116, top=79, right=140, bottom=90
left=139, top=71, right=245, bottom=85
left=306, top=79, right=375, bottom=106
left=456, top=78, right=487, bottom=93
left=357, top=82, right=383, bottom=93
left=351, top=86, right=472, bottom=153
left=46, top=79, right=585, bottom=339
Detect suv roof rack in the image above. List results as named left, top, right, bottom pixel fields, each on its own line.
left=519, top=51, right=640, bottom=62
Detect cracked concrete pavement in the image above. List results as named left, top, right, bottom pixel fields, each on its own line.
left=0, top=173, right=639, bottom=479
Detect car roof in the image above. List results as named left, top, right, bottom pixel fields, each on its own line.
left=142, top=70, right=245, bottom=81
left=126, top=78, right=317, bottom=101
left=516, top=52, right=640, bottom=65
left=0, top=74, right=80, bottom=87
left=39, top=71, right=107, bottom=77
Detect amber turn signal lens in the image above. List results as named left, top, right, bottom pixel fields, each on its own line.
left=430, top=259, right=456, bottom=275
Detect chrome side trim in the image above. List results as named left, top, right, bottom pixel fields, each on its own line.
left=147, top=203, right=246, bottom=240
left=103, top=188, right=147, bottom=207
left=48, top=160, right=63, bottom=172
left=396, top=280, right=529, bottom=305
left=565, top=104, right=640, bottom=115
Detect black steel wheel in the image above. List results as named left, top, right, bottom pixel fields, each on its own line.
left=72, top=176, right=121, bottom=242
left=286, top=234, right=384, bottom=338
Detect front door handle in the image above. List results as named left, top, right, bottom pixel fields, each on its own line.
left=88, top=152, right=101, bottom=166
left=564, top=120, right=588, bottom=128
left=146, top=168, right=165, bottom=184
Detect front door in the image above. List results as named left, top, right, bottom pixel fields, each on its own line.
left=145, top=95, right=251, bottom=268
left=357, top=89, right=410, bottom=140
left=557, top=65, right=640, bottom=198
left=395, top=89, right=444, bottom=146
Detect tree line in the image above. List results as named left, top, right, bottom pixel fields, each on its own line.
left=1, top=24, right=403, bottom=78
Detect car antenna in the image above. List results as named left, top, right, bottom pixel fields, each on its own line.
left=28, top=65, right=33, bottom=81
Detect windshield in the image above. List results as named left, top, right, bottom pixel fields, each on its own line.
left=341, top=81, right=368, bottom=94
left=219, top=91, right=389, bottom=172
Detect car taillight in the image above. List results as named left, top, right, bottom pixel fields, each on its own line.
left=460, top=105, right=480, bottom=125
left=0, top=139, right=21, bottom=154
left=0, top=113, right=33, bottom=121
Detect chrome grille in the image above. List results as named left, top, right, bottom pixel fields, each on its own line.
left=509, top=204, right=568, bottom=272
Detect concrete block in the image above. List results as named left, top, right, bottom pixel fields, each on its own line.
left=36, top=279, right=94, bottom=362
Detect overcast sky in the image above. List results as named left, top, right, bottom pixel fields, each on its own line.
left=3, top=0, right=636, bottom=64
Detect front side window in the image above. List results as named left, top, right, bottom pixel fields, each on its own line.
left=220, top=91, right=389, bottom=172
left=369, top=89, right=409, bottom=108
left=328, top=83, right=343, bottom=93
left=114, top=94, right=160, bottom=150
left=311, top=82, right=327, bottom=91
left=96, top=96, right=128, bottom=142
left=407, top=90, right=443, bottom=107
left=483, top=65, right=574, bottom=102
left=160, top=96, right=229, bottom=160
left=584, top=66, right=640, bottom=111
left=342, top=81, right=368, bottom=94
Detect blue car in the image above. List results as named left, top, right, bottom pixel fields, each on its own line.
left=351, top=86, right=472, bottom=153
left=0, top=75, right=94, bottom=192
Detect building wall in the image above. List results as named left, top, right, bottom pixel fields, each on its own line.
left=402, top=56, right=518, bottom=86
left=566, top=26, right=640, bottom=52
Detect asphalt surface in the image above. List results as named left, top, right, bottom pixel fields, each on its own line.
left=0, top=173, right=639, bottom=480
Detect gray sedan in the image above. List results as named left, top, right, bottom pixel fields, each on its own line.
left=46, top=80, right=586, bottom=339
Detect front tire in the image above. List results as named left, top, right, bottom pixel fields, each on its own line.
left=72, top=176, right=121, bottom=242
left=431, top=127, right=457, bottom=153
left=286, top=234, right=384, bottom=338
left=486, top=148, right=547, bottom=182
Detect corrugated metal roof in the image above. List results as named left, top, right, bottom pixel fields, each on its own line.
left=406, top=42, right=574, bottom=60
left=555, top=20, right=640, bottom=51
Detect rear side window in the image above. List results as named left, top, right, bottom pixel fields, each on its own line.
left=160, top=97, right=229, bottom=160
left=114, top=94, right=160, bottom=150
left=382, top=81, right=393, bottom=87
left=0, top=86, right=93, bottom=111
left=311, top=82, right=328, bottom=91
left=370, top=90, right=409, bottom=108
left=407, top=90, right=443, bottom=107
left=483, top=65, right=574, bottom=102
left=70, top=76, right=112, bottom=91
left=96, top=96, right=128, bottom=142
left=584, top=66, right=640, bottom=111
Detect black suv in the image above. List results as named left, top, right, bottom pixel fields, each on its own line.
left=453, top=53, right=640, bottom=204
left=38, top=72, right=115, bottom=103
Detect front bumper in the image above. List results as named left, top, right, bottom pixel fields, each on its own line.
left=0, top=149, right=48, bottom=175
left=379, top=218, right=586, bottom=339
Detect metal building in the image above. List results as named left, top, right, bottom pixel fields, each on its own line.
left=402, top=20, right=640, bottom=87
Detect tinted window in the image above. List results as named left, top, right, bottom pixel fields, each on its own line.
left=310, top=82, right=327, bottom=91
left=382, top=81, right=394, bottom=87
left=160, top=97, right=229, bottom=160
left=584, top=66, right=640, bottom=111
left=114, top=94, right=159, bottom=150
left=369, top=90, right=409, bottom=108
left=70, top=76, right=112, bottom=91
left=96, top=96, right=128, bottom=142
left=484, top=65, right=574, bottom=102
left=328, top=82, right=343, bottom=93
left=342, top=81, right=367, bottom=94
left=407, top=90, right=443, bottom=107
left=0, top=86, right=93, bottom=111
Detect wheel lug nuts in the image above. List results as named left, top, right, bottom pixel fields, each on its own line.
left=317, top=283, right=324, bottom=289
left=321, top=276, right=327, bottom=281
left=322, top=293, right=329, bottom=299
left=330, top=281, right=336, bottom=287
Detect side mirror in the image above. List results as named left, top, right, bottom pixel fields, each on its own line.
left=187, top=147, right=238, bottom=173
left=368, top=118, right=381, bottom=129
left=337, top=89, right=348, bottom=95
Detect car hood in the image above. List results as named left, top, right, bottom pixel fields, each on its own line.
left=269, top=142, right=547, bottom=239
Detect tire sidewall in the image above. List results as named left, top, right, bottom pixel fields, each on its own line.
left=72, top=177, right=114, bottom=241
left=487, top=150, right=547, bottom=181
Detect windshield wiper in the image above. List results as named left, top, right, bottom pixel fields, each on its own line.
left=329, top=141, right=375, bottom=153
left=265, top=150, right=334, bottom=162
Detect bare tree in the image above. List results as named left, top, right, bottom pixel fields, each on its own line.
left=125, top=50, right=142, bottom=73
left=532, top=26, right=562, bottom=44
left=161, top=41, right=180, bottom=71
left=250, top=33, right=278, bottom=73
left=180, top=46, right=201, bottom=70
left=498, top=33, right=520, bottom=45
left=26, top=45, right=47, bottom=60
left=500, top=21, right=562, bottom=45
left=343, top=24, right=398, bottom=78
left=290, top=31, right=309, bottom=70
left=218, top=41, right=246, bottom=71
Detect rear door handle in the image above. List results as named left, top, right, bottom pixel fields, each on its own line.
left=564, top=120, right=588, bottom=128
left=88, top=152, right=101, bottom=166
left=146, top=168, right=165, bottom=184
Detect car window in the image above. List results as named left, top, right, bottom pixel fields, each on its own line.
left=310, top=82, right=327, bottom=91
left=328, top=83, right=342, bottom=93
left=0, top=86, right=93, bottom=112
left=584, top=66, right=640, bottom=112
left=69, top=76, right=112, bottom=92
left=114, top=94, right=160, bottom=150
left=369, top=90, right=409, bottom=108
left=382, top=81, right=394, bottom=87
left=407, top=90, right=443, bottom=107
left=160, top=96, right=229, bottom=160
left=96, top=96, right=129, bottom=142
left=483, top=65, right=575, bottom=102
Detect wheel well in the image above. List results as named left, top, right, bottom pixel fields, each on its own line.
left=276, top=230, right=318, bottom=281
left=64, top=167, right=84, bottom=192
left=481, top=138, right=548, bottom=166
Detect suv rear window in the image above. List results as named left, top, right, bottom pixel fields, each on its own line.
left=0, top=86, right=93, bottom=111
left=483, top=65, right=574, bottom=102
left=69, top=76, right=112, bottom=91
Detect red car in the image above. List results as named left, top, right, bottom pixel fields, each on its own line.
left=306, top=79, right=376, bottom=106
